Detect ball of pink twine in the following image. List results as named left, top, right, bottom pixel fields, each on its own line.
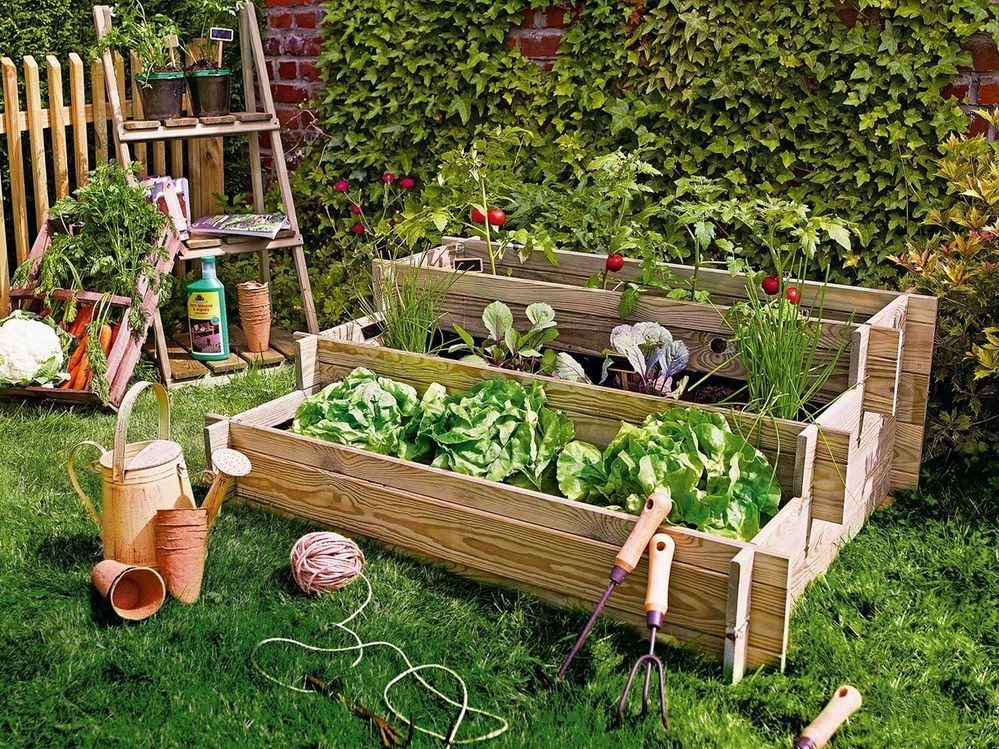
left=290, top=532, right=365, bottom=595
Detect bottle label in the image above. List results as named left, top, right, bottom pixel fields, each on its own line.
left=188, top=291, right=223, bottom=354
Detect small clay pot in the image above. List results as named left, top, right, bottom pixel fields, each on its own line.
left=92, top=560, right=166, bottom=621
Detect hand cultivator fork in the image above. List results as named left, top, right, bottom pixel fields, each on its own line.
left=557, top=489, right=673, bottom=679
left=614, top=533, right=675, bottom=731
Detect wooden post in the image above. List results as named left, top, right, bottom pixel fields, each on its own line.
left=723, top=547, right=755, bottom=684
left=23, top=56, right=50, bottom=232
left=45, top=56, right=70, bottom=200
left=68, top=53, right=90, bottom=187
left=2, top=57, right=30, bottom=262
left=239, top=6, right=269, bottom=284
left=91, top=59, right=108, bottom=165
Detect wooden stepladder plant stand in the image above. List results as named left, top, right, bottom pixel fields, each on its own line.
left=93, top=3, right=318, bottom=387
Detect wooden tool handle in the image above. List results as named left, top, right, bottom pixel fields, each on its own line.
left=795, top=686, right=862, bottom=749
left=615, top=489, right=673, bottom=573
left=644, top=533, right=675, bottom=614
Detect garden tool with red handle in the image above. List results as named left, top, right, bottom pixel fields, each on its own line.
left=614, top=532, right=675, bottom=731
left=794, top=685, right=862, bottom=749
left=557, top=488, right=673, bottom=679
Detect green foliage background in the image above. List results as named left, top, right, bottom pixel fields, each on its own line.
left=302, top=0, right=994, bottom=288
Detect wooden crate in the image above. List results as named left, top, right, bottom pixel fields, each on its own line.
left=207, top=330, right=900, bottom=683
left=377, top=237, right=937, bottom=491
left=1, top=216, right=183, bottom=409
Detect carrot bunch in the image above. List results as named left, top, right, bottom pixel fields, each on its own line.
left=58, top=305, right=119, bottom=390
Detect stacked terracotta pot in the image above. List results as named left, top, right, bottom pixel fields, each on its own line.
left=237, top=281, right=272, bottom=353
left=154, top=508, right=209, bottom=604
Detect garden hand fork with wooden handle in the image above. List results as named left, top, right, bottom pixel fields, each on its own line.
left=795, top=686, right=862, bottom=749
left=201, top=448, right=252, bottom=530
left=615, top=532, right=675, bottom=731
left=557, top=488, right=673, bottom=679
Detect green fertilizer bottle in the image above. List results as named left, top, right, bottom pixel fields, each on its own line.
left=187, top=256, right=230, bottom=361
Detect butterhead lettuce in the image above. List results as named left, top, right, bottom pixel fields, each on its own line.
left=557, top=407, right=780, bottom=540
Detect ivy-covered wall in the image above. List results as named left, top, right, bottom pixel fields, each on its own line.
left=284, top=0, right=999, bottom=287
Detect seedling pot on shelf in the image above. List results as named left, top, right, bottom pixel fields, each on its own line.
left=187, top=69, right=231, bottom=117
left=92, top=560, right=166, bottom=621
left=136, top=71, right=185, bottom=120
left=68, top=382, right=195, bottom=567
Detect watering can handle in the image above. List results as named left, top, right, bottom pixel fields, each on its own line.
left=67, top=440, right=109, bottom=530
left=112, top=381, right=171, bottom=482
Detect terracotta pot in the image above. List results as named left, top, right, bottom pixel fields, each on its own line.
left=237, top=281, right=271, bottom=353
left=154, top=509, right=207, bottom=604
left=92, top=560, right=166, bottom=621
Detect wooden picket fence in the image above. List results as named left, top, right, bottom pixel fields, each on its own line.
left=0, top=51, right=224, bottom=313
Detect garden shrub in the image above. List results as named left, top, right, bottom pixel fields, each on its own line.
left=893, top=126, right=999, bottom=464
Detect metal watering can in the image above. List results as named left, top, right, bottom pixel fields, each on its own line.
left=68, top=382, right=195, bottom=567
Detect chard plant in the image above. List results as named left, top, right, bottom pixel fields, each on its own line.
left=449, top=301, right=589, bottom=382
left=601, top=322, right=689, bottom=398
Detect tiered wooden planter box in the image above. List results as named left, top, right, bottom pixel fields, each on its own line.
left=2, top=218, right=184, bottom=409
left=206, top=241, right=936, bottom=683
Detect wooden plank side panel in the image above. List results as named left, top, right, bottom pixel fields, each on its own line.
left=90, top=60, right=108, bottom=165
left=236, top=450, right=790, bottom=660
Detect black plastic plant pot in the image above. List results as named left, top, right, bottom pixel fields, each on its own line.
left=187, top=69, right=231, bottom=117
left=136, top=71, right=185, bottom=120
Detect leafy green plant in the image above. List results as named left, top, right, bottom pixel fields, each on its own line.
left=892, top=126, right=999, bottom=462
left=416, top=378, right=574, bottom=492
left=187, top=0, right=241, bottom=63
left=449, top=300, right=588, bottom=382
left=556, top=407, right=781, bottom=540
left=358, top=256, right=457, bottom=355
left=292, top=367, right=434, bottom=461
left=722, top=198, right=855, bottom=421
left=601, top=322, right=689, bottom=398
left=92, top=1, right=181, bottom=74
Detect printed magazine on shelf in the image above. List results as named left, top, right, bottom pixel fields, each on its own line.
left=189, top=213, right=290, bottom=239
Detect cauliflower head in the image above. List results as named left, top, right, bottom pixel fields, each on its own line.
left=0, top=314, right=66, bottom=386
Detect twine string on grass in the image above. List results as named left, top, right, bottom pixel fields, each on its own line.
left=251, top=532, right=509, bottom=745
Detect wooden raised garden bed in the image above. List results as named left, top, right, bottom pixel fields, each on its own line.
left=207, top=296, right=926, bottom=682
left=377, top=237, right=938, bottom=492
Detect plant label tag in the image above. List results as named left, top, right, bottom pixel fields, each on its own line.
left=210, top=27, right=235, bottom=42
left=453, top=258, right=483, bottom=272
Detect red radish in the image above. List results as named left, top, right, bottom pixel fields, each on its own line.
left=350, top=204, right=362, bottom=215
left=605, top=253, right=625, bottom=272
left=762, top=276, right=780, bottom=296
left=351, top=222, right=365, bottom=235
left=398, top=176, right=415, bottom=189
left=487, top=208, right=506, bottom=227
left=334, top=179, right=349, bottom=193
left=786, top=287, right=801, bottom=304
left=470, top=207, right=487, bottom=224
left=381, top=171, right=396, bottom=184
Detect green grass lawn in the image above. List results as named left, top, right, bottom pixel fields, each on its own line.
left=1, top=369, right=997, bottom=748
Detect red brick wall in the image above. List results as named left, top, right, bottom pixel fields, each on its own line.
left=259, top=1, right=999, bottom=169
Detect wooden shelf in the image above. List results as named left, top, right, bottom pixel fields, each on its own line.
left=179, top=233, right=302, bottom=260
left=9, top=287, right=133, bottom=307
left=119, top=114, right=279, bottom=143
